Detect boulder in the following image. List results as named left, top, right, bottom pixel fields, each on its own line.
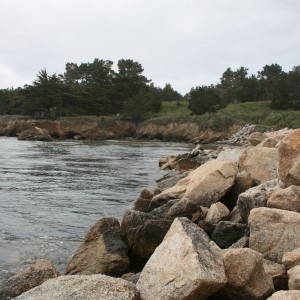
left=277, top=129, right=300, bottom=186
left=217, top=147, right=246, bottom=163
left=165, top=198, right=201, bottom=221
left=211, top=221, right=249, bottom=249
left=249, top=207, right=300, bottom=263
left=130, top=219, right=172, bottom=269
left=153, top=160, right=238, bottom=209
left=156, top=170, right=189, bottom=190
left=149, top=199, right=179, bottom=219
left=267, top=290, right=300, bottom=300
left=237, top=179, right=279, bottom=223
left=120, top=210, right=158, bottom=248
left=0, top=259, right=59, bottom=299
left=238, top=146, right=279, bottom=184
left=268, top=185, right=300, bottom=213
left=221, top=248, right=274, bottom=299
left=205, top=202, right=230, bottom=225
left=137, top=218, right=227, bottom=300
left=288, top=265, right=300, bottom=290
left=131, top=188, right=153, bottom=212
left=17, top=126, right=52, bottom=141
left=258, top=137, right=278, bottom=148
left=66, top=217, right=129, bottom=276
left=263, top=259, right=288, bottom=291
left=283, top=248, right=300, bottom=270
left=229, top=236, right=249, bottom=249
left=14, top=274, right=140, bottom=300
left=248, top=131, right=268, bottom=146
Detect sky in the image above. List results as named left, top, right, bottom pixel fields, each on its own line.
left=0, top=0, right=299, bottom=95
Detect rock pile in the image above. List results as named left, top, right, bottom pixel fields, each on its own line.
left=2, top=128, right=300, bottom=299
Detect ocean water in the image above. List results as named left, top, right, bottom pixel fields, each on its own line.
left=0, top=137, right=191, bottom=280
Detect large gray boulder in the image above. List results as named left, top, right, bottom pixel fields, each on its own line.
left=249, top=207, right=300, bottom=263
left=66, top=217, right=129, bottom=276
left=221, top=248, right=274, bottom=299
left=14, top=274, right=140, bottom=300
left=137, top=218, right=227, bottom=300
left=0, top=259, right=59, bottom=300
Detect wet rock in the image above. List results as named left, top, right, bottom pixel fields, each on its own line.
left=205, top=202, right=230, bottom=225
left=120, top=210, right=158, bottom=248
left=211, top=221, right=249, bottom=249
left=149, top=199, right=179, bottom=219
left=268, top=185, right=300, bottom=213
left=131, top=188, right=154, bottom=212
left=238, top=146, right=279, bottom=184
left=277, top=129, right=300, bottom=186
left=249, top=207, right=300, bottom=263
left=130, top=219, right=172, bottom=269
left=237, top=179, right=279, bottom=223
left=156, top=170, right=189, bottom=190
left=14, top=274, right=140, bottom=300
left=66, top=217, right=129, bottom=276
left=137, top=218, right=227, bottom=300
left=0, top=259, right=59, bottom=300
left=221, top=248, right=274, bottom=299
left=17, top=126, right=52, bottom=141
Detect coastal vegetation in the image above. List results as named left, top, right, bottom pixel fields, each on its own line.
left=0, top=59, right=299, bottom=125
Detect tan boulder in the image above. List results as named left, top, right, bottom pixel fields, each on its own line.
left=205, top=202, right=230, bottom=225
left=221, top=248, right=274, bottom=299
left=248, top=131, right=268, bottom=146
left=137, top=217, right=227, bottom=300
left=288, top=265, right=300, bottom=290
left=268, top=185, right=300, bottom=213
left=238, top=146, right=279, bottom=184
left=66, top=217, right=129, bottom=276
left=258, top=137, right=278, bottom=148
left=0, top=259, right=58, bottom=300
left=249, top=207, right=300, bottom=263
left=277, top=129, right=300, bottom=186
left=14, top=274, right=140, bottom=300
left=151, top=159, right=237, bottom=208
left=267, top=290, right=300, bottom=300
left=17, top=126, right=52, bottom=141
left=283, top=248, right=300, bottom=270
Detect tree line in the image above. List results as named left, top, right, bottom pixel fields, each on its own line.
left=0, top=58, right=182, bottom=119
left=0, top=60, right=299, bottom=119
left=188, top=64, right=300, bottom=115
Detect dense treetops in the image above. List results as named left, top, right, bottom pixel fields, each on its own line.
left=0, top=60, right=299, bottom=119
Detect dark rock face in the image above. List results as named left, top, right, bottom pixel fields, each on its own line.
left=130, top=219, right=172, bottom=269
left=66, top=217, right=129, bottom=276
left=237, top=179, right=279, bottom=223
left=0, top=259, right=59, bottom=300
left=211, top=221, right=249, bottom=249
left=165, top=198, right=201, bottom=221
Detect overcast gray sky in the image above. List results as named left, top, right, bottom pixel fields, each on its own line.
left=0, top=0, right=299, bottom=94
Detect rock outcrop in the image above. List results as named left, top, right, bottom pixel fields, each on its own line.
left=137, top=218, right=227, bottom=300
left=66, top=217, right=129, bottom=276
left=0, top=259, right=59, bottom=300
left=17, top=126, right=52, bottom=141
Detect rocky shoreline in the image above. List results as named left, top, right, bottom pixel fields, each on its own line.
left=0, top=116, right=240, bottom=144
left=0, top=126, right=300, bottom=299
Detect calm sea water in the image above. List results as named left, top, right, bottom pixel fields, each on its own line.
left=0, top=137, right=191, bottom=280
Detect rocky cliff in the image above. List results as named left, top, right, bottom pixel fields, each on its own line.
left=0, top=116, right=240, bottom=143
